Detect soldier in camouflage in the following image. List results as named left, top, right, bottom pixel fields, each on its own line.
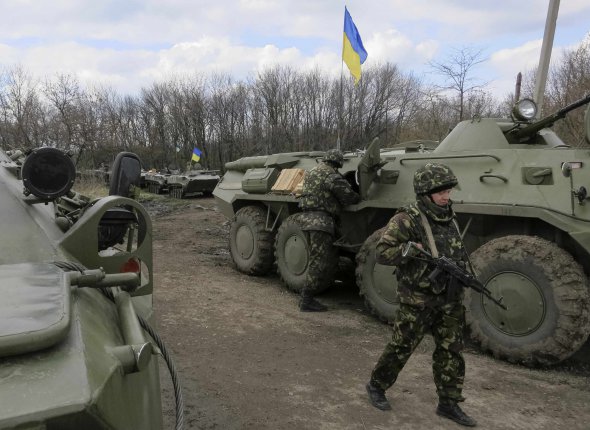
left=365, top=163, right=477, bottom=427
left=297, top=149, right=360, bottom=312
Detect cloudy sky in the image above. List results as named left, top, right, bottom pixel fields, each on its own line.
left=1, top=0, right=588, bottom=98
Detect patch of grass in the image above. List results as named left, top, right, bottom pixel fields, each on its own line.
left=74, top=177, right=109, bottom=199
left=138, top=191, right=192, bottom=208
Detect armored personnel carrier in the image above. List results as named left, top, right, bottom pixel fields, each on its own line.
left=168, top=163, right=221, bottom=199
left=145, top=170, right=171, bottom=194
left=0, top=147, right=183, bottom=429
left=214, top=95, right=590, bottom=366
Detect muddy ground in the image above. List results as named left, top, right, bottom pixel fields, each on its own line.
left=149, top=196, right=590, bottom=430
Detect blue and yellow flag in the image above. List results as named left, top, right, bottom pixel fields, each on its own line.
left=191, top=147, right=202, bottom=162
left=342, top=7, right=368, bottom=84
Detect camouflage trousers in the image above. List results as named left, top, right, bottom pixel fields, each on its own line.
left=302, top=230, right=335, bottom=296
left=370, top=301, right=466, bottom=402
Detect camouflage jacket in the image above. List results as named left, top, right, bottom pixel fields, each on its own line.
left=298, top=162, right=360, bottom=216
left=375, top=198, right=467, bottom=306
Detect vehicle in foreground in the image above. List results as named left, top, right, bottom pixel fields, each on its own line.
left=0, top=147, right=183, bottom=429
left=214, top=95, right=590, bottom=366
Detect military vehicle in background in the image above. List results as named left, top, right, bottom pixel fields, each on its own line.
left=139, top=169, right=147, bottom=188
left=145, top=170, right=171, bottom=194
left=0, top=147, right=184, bottom=429
left=167, top=163, right=221, bottom=199
left=214, top=94, right=590, bottom=366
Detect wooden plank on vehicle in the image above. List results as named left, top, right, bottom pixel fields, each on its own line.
left=271, top=168, right=305, bottom=194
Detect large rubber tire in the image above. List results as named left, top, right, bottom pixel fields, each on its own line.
left=467, top=235, right=590, bottom=366
left=356, top=228, right=400, bottom=322
left=229, top=206, right=275, bottom=275
left=274, top=214, right=336, bottom=294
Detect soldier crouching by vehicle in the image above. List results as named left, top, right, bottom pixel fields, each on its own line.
left=297, top=149, right=360, bottom=312
left=365, top=162, right=477, bottom=427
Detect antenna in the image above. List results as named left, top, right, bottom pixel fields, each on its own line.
left=533, top=0, right=560, bottom=118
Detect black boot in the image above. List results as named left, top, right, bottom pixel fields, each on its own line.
left=365, top=382, right=391, bottom=411
left=436, top=401, right=477, bottom=427
left=299, top=294, right=328, bottom=312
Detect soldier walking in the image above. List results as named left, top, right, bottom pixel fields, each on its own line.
left=365, top=163, right=477, bottom=427
left=297, top=149, right=360, bottom=312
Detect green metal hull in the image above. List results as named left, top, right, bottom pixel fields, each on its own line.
left=0, top=148, right=165, bottom=429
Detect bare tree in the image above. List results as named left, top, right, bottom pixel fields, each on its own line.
left=0, top=65, right=43, bottom=148
left=300, top=68, right=338, bottom=150
left=43, top=73, right=81, bottom=151
left=545, top=34, right=590, bottom=146
left=140, top=82, right=172, bottom=169
left=429, top=47, right=488, bottom=121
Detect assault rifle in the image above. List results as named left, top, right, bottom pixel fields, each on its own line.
left=401, top=242, right=507, bottom=310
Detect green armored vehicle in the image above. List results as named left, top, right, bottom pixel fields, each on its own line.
left=214, top=95, right=590, bottom=366
left=168, top=163, right=221, bottom=199
left=0, top=147, right=183, bottom=429
left=145, top=170, right=171, bottom=194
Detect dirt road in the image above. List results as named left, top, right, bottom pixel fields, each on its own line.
left=151, top=196, right=590, bottom=430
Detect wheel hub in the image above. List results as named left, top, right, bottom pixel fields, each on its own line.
left=482, top=271, right=545, bottom=336
left=236, top=225, right=254, bottom=259
left=284, top=234, right=308, bottom=275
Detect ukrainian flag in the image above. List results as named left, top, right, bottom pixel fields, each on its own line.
left=191, top=147, right=202, bottom=162
left=342, top=7, right=368, bottom=84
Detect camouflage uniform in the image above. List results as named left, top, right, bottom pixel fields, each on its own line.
left=369, top=163, right=468, bottom=404
left=298, top=150, right=360, bottom=297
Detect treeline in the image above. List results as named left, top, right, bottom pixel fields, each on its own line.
left=0, top=37, right=589, bottom=171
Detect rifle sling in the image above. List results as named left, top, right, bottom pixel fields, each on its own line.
left=418, top=210, right=461, bottom=259
left=418, top=210, right=438, bottom=258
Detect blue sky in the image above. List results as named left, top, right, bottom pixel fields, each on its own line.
left=1, top=0, right=588, bottom=98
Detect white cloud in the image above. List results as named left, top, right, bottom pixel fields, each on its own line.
left=486, top=37, right=581, bottom=97
left=490, top=40, right=542, bottom=76
left=1, top=0, right=588, bottom=100
left=364, top=29, right=439, bottom=70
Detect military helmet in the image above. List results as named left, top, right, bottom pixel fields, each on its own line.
left=413, top=163, right=458, bottom=195
left=323, top=149, right=344, bottom=168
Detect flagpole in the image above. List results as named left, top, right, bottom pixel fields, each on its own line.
left=341, top=6, right=367, bottom=152
left=338, top=57, right=344, bottom=152
left=359, top=74, right=363, bottom=147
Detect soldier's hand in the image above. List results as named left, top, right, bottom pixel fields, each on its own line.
left=401, top=242, right=424, bottom=258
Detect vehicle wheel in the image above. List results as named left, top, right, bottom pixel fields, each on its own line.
left=274, top=213, right=336, bottom=294
left=467, top=235, right=590, bottom=365
left=356, top=228, right=399, bottom=322
left=229, top=206, right=275, bottom=275
left=169, top=187, right=182, bottom=199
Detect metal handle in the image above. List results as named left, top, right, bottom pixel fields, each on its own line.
left=399, top=154, right=501, bottom=165
left=479, top=174, right=508, bottom=183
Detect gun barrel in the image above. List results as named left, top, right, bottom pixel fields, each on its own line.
left=404, top=245, right=508, bottom=310
left=475, top=285, right=508, bottom=310
left=437, top=257, right=508, bottom=310
left=513, top=93, right=590, bottom=139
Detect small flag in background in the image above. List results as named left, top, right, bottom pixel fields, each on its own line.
left=342, top=6, right=368, bottom=84
left=191, top=147, right=202, bottom=162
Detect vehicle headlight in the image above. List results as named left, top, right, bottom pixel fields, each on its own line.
left=21, top=147, right=76, bottom=200
left=512, top=98, right=537, bottom=121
